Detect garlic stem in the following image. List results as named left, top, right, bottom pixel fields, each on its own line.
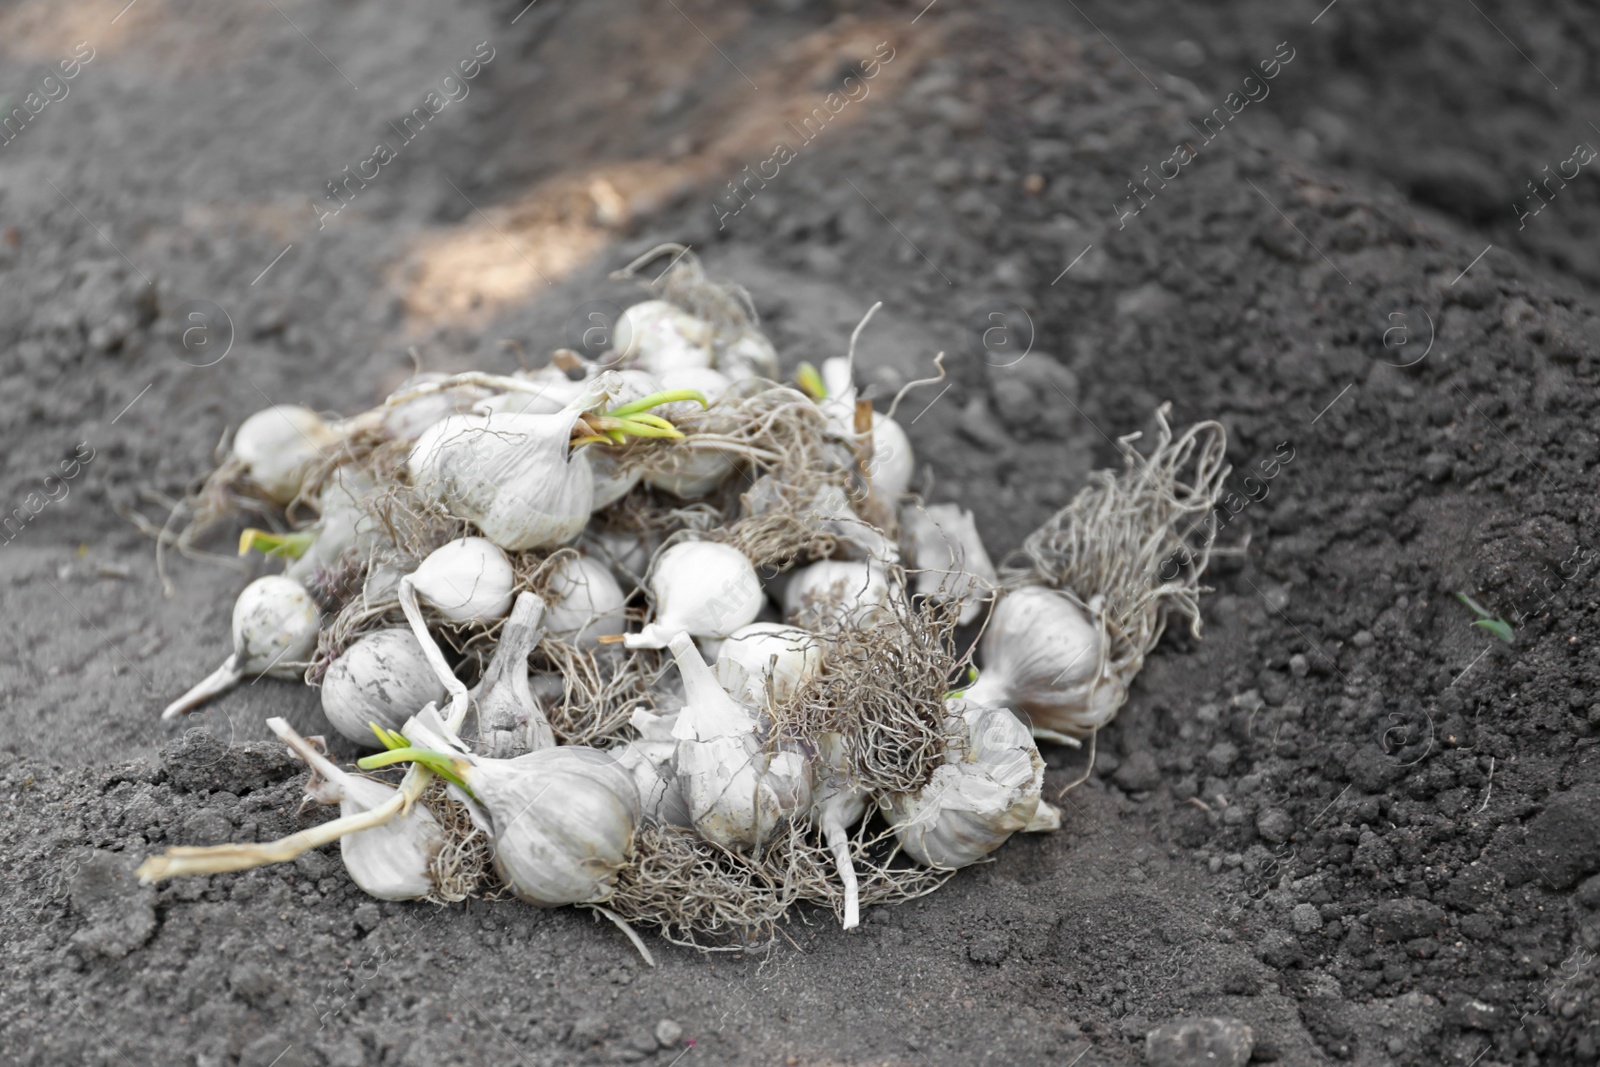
left=161, top=655, right=244, bottom=720
left=821, top=810, right=861, bottom=930
left=135, top=765, right=431, bottom=882
left=398, top=576, right=470, bottom=732
left=265, top=716, right=350, bottom=788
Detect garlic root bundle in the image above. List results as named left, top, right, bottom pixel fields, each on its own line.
left=162, top=576, right=321, bottom=719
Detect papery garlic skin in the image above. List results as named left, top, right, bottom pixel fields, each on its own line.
left=624, top=541, right=764, bottom=649
left=903, top=503, right=996, bottom=625
left=321, top=629, right=450, bottom=744
left=668, top=633, right=812, bottom=850
left=383, top=373, right=492, bottom=441
left=613, top=300, right=714, bottom=375
left=543, top=554, right=628, bottom=649
left=269, top=718, right=443, bottom=901
left=782, top=559, right=892, bottom=630
left=713, top=623, right=820, bottom=706
left=287, top=468, right=384, bottom=585
left=879, top=700, right=1046, bottom=870
left=588, top=449, right=643, bottom=511
left=407, top=378, right=631, bottom=551
left=470, top=592, right=554, bottom=758
left=612, top=738, right=693, bottom=827
left=718, top=331, right=779, bottom=381
left=583, top=529, right=653, bottom=588
left=963, top=586, right=1126, bottom=740
left=161, top=576, right=323, bottom=720
left=410, top=537, right=516, bottom=625
left=865, top=412, right=913, bottom=502
left=233, top=405, right=337, bottom=505
left=640, top=444, right=737, bottom=499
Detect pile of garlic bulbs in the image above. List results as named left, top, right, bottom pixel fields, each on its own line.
left=138, top=248, right=1229, bottom=952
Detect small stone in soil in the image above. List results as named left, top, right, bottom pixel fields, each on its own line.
left=1144, top=1016, right=1253, bottom=1067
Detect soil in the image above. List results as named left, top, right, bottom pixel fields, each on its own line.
left=3, top=1, right=1599, bottom=1065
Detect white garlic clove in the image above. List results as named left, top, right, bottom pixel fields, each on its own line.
left=879, top=700, right=1046, bottom=870
left=409, top=536, right=516, bottom=625
left=902, top=503, right=997, bottom=625
left=782, top=559, right=893, bottom=630
left=320, top=628, right=450, bottom=745
left=232, top=404, right=338, bottom=505
left=543, top=554, right=628, bottom=649
left=470, top=592, right=554, bottom=758
left=963, top=585, right=1126, bottom=741
left=162, top=576, right=321, bottom=720
left=713, top=623, right=820, bottom=706
left=624, top=541, right=764, bottom=649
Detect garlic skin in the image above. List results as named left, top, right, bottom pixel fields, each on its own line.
left=162, top=576, right=322, bottom=719
left=383, top=373, right=492, bottom=441
left=286, top=468, right=383, bottom=585
left=470, top=592, right=554, bottom=758
left=233, top=405, right=337, bottom=505
left=404, top=712, right=640, bottom=906
left=612, top=738, right=693, bottom=826
left=268, top=718, right=443, bottom=901
left=903, top=503, right=996, bottom=625
left=410, top=537, right=516, bottom=625
left=476, top=367, right=591, bottom=417
left=640, top=445, right=737, bottom=499
left=542, top=554, right=628, bottom=649
left=624, top=541, right=764, bottom=649
left=588, top=450, right=643, bottom=511
left=782, top=559, right=892, bottom=630
left=582, top=528, right=654, bottom=588
left=406, top=377, right=628, bottom=551
left=668, top=633, right=812, bottom=851
left=713, top=623, right=820, bottom=706
left=879, top=699, right=1046, bottom=870
left=717, top=331, right=780, bottom=381
left=613, top=299, right=714, bottom=375
left=865, top=412, right=913, bottom=502
left=320, top=628, right=450, bottom=744
left=962, top=586, right=1126, bottom=740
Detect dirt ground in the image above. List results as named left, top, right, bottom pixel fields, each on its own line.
left=3, top=1, right=1599, bottom=1064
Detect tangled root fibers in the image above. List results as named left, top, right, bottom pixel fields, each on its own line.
left=420, top=778, right=494, bottom=904
left=1011, top=403, right=1229, bottom=682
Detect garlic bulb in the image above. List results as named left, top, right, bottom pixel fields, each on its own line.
left=542, top=554, right=627, bottom=648
left=320, top=628, right=450, bottom=744
left=640, top=444, right=738, bottom=499
left=782, top=559, right=892, bottom=630
left=713, top=623, right=820, bottom=706
left=962, top=586, right=1126, bottom=741
left=656, top=367, right=731, bottom=410
left=718, top=331, right=779, bottom=381
left=624, top=541, right=763, bottom=649
left=383, top=373, right=492, bottom=441
left=396, top=711, right=640, bottom=906
left=407, top=376, right=628, bottom=551
left=582, top=528, right=654, bottom=588
left=232, top=404, right=338, bottom=505
left=409, top=537, right=516, bottom=625
left=476, top=367, right=591, bottom=417
left=865, top=411, right=913, bottom=502
left=902, top=503, right=996, bottom=625
left=879, top=699, right=1047, bottom=869
left=470, top=592, right=554, bottom=758
left=162, top=576, right=321, bottom=719
left=588, top=449, right=642, bottom=511
left=668, top=633, right=811, bottom=850
left=268, top=718, right=445, bottom=900
left=612, top=738, right=693, bottom=826
left=286, top=467, right=383, bottom=585
left=613, top=299, right=714, bottom=374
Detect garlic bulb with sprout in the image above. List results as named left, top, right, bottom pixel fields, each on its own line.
left=405, top=377, right=611, bottom=551
left=656, top=367, right=730, bottom=409
left=470, top=592, right=554, bottom=758
left=814, top=731, right=869, bottom=929
left=713, top=623, right=820, bottom=706
left=613, top=299, right=714, bottom=374
left=267, top=718, right=445, bottom=900
left=879, top=699, right=1050, bottom=869
left=542, top=553, right=627, bottom=648
left=320, top=628, right=450, bottom=744
left=962, top=585, right=1126, bottom=743
left=232, top=404, right=337, bottom=505
left=624, top=541, right=763, bottom=649
left=162, top=576, right=321, bottom=720
left=283, top=467, right=383, bottom=586
left=783, top=559, right=893, bottom=630
left=903, top=503, right=996, bottom=625
left=366, top=707, right=640, bottom=906
left=408, top=536, right=516, bottom=625
left=668, top=632, right=812, bottom=850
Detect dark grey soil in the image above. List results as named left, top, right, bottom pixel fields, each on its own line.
left=3, top=1, right=1599, bottom=1065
